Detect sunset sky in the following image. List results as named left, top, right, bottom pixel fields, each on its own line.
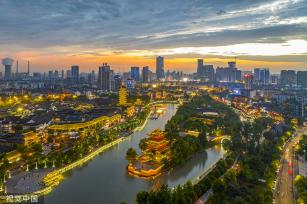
left=0, top=0, right=307, bottom=73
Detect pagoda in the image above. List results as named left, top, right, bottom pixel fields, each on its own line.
left=118, top=81, right=127, bottom=106
left=142, top=129, right=170, bottom=163
left=127, top=129, right=170, bottom=178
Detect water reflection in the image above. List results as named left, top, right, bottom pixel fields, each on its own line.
left=45, top=104, right=224, bottom=204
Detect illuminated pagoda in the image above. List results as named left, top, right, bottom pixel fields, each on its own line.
left=127, top=129, right=170, bottom=178
left=118, top=81, right=127, bottom=106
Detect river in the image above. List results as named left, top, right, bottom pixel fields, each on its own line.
left=44, top=104, right=225, bottom=204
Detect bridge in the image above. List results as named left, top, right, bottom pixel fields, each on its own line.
left=209, top=135, right=231, bottom=143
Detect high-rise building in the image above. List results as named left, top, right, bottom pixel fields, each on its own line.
left=156, top=56, right=164, bottom=80
left=270, top=74, right=279, bottom=85
left=228, top=61, right=236, bottom=69
left=243, top=74, right=253, bottom=90
left=130, top=66, right=140, bottom=81
left=114, top=74, right=122, bottom=91
left=297, top=71, right=307, bottom=88
left=71, top=65, right=79, bottom=83
left=142, top=66, right=150, bottom=83
left=216, top=62, right=241, bottom=82
left=27, top=61, right=30, bottom=75
left=48, top=70, right=53, bottom=79
left=197, top=59, right=204, bottom=77
left=87, top=71, right=96, bottom=86
left=33, top=72, right=42, bottom=80
left=254, top=68, right=270, bottom=85
left=118, top=81, right=127, bottom=106
left=97, top=63, right=114, bottom=91
left=203, top=65, right=215, bottom=81
left=54, top=70, right=59, bottom=79
left=2, top=58, right=13, bottom=80
left=196, top=59, right=215, bottom=81
left=280, top=70, right=296, bottom=86
left=66, top=70, right=72, bottom=79
left=228, top=61, right=241, bottom=82
left=61, top=70, right=65, bottom=79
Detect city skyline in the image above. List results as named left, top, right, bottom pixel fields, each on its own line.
left=1, top=0, right=307, bottom=72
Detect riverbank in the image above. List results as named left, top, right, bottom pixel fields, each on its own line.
left=2, top=104, right=155, bottom=197
left=43, top=104, right=183, bottom=204
left=43, top=103, right=225, bottom=204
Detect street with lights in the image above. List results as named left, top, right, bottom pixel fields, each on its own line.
left=275, top=125, right=307, bottom=204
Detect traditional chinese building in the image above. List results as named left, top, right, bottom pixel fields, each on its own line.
left=127, top=129, right=170, bottom=178
left=118, top=81, right=127, bottom=106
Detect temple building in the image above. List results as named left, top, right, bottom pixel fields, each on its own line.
left=127, top=129, right=170, bottom=178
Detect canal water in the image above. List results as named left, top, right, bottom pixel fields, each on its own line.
left=44, top=104, right=224, bottom=204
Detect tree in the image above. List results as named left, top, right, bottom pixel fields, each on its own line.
left=212, top=178, right=226, bottom=195
left=126, top=148, right=137, bottom=162
left=198, top=129, right=208, bottom=147
left=223, top=169, right=237, bottom=184
left=136, top=191, right=149, bottom=204
left=139, top=138, right=147, bottom=151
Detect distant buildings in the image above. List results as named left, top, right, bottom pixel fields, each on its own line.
left=270, top=74, right=279, bottom=85
left=196, top=59, right=214, bottom=81
left=130, top=66, right=140, bottom=82
left=280, top=70, right=296, bottom=86
left=243, top=74, right=253, bottom=90
left=114, top=74, right=122, bottom=91
left=2, top=58, right=13, bottom=80
left=97, top=63, right=114, bottom=91
left=142, top=66, right=150, bottom=83
left=216, top=62, right=241, bottom=82
left=297, top=71, right=307, bottom=88
left=156, top=56, right=164, bottom=80
left=196, top=59, right=204, bottom=76
left=254, top=68, right=270, bottom=85
left=71, top=65, right=79, bottom=83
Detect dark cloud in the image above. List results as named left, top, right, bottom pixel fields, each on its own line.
left=0, top=0, right=306, bottom=53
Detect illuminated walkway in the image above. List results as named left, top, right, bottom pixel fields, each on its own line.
left=48, top=114, right=121, bottom=132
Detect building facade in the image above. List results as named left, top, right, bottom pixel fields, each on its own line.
left=156, top=56, right=164, bottom=80
left=97, top=63, right=114, bottom=91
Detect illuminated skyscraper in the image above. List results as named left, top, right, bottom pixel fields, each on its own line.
left=156, top=56, right=164, bottom=80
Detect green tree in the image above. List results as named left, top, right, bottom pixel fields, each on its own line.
left=126, top=148, right=137, bottom=162
left=139, top=138, right=147, bottom=151
left=212, top=178, right=226, bottom=195
left=198, top=129, right=208, bottom=147
left=136, top=191, right=149, bottom=204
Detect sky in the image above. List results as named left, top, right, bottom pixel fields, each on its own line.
left=0, top=0, right=307, bottom=73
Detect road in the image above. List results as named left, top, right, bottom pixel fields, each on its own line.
left=195, top=189, right=213, bottom=204
left=275, top=125, right=307, bottom=204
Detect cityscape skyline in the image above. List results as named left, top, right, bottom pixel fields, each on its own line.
left=0, top=1, right=307, bottom=203
left=1, top=55, right=306, bottom=74
left=1, top=0, right=307, bottom=72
